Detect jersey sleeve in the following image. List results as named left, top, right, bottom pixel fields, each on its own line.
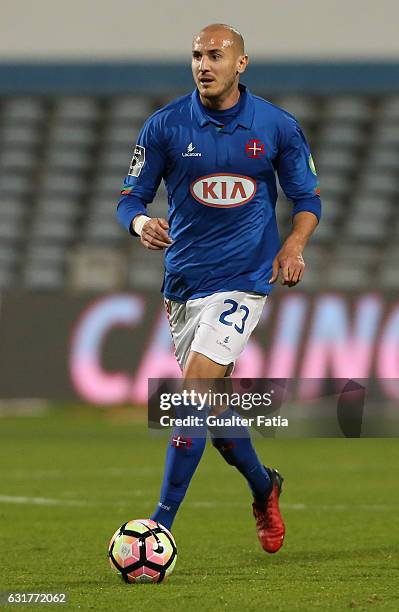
left=116, top=114, right=167, bottom=235
left=275, top=116, right=321, bottom=222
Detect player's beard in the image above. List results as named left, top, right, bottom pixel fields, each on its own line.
left=199, top=72, right=239, bottom=106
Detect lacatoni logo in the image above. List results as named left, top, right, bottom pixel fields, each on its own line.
left=190, top=173, right=257, bottom=208
left=182, top=142, right=202, bottom=157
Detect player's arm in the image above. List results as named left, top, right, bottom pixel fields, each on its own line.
left=116, top=116, right=171, bottom=250
left=271, top=117, right=321, bottom=287
left=269, top=211, right=317, bottom=286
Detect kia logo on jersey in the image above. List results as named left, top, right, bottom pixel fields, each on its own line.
left=190, top=173, right=257, bottom=208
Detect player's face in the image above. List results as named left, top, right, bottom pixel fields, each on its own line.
left=191, top=30, right=247, bottom=105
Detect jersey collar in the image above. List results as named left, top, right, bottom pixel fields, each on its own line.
left=192, top=83, right=255, bottom=132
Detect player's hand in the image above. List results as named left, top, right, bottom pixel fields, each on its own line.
left=269, top=241, right=305, bottom=287
left=140, top=217, right=172, bottom=250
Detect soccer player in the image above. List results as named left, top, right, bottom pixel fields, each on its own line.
left=116, top=23, right=321, bottom=554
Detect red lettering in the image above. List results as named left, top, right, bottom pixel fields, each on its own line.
left=231, top=182, right=246, bottom=199
left=221, top=181, right=227, bottom=199
left=202, top=181, right=217, bottom=199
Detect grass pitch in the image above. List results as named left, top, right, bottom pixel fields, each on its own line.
left=0, top=406, right=398, bottom=611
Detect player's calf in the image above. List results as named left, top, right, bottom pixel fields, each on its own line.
left=210, top=412, right=272, bottom=501
left=151, top=406, right=208, bottom=530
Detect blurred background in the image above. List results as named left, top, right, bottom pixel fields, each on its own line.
left=0, top=0, right=399, bottom=405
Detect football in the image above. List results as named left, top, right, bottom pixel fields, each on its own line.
left=108, top=519, right=177, bottom=584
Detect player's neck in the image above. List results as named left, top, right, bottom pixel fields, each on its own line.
left=199, top=86, right=240, bottom=111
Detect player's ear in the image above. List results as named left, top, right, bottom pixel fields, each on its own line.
left=237, top=55, right=249, bottom=74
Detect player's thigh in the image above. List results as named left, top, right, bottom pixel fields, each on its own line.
left=189, top=291, right=266, bottom=367
left=166, top=298, right=229, bottom=392
left=183, top=350, right=229, bottom=379
left=165, top=298, right=200, bottom=371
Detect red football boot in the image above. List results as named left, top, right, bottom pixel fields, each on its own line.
left=252, top=467, right=285, bottom=554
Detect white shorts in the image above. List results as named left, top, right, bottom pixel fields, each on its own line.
left=165, top=290, right=267, bottom=373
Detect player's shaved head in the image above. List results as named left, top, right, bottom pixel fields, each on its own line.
left=193, top=23, right=245, bottom=56
left=192, top=23, right=248, bottom=109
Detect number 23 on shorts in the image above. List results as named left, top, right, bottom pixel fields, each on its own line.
left=218, top=299, right=250, bottom=335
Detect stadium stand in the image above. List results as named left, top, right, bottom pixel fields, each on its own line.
left=0, top=94, right=398, bottom=290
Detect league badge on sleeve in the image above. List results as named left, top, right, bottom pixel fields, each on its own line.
left=309, top=154, right=317, bottom=176
left=128, top=145, right=146, bottom=177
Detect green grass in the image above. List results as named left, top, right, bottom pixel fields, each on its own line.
left=0, top=407, right=399, bottom=611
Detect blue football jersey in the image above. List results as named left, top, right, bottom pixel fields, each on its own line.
left=117, top=84, right=321, bottom=302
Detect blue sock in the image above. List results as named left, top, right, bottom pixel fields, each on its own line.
left=209, top=408, right=272, bottom=503
left=150, top=406, right=207, bottom=530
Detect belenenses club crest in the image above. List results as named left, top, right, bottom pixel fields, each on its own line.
left=128, top=145, right=145, bottom=177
